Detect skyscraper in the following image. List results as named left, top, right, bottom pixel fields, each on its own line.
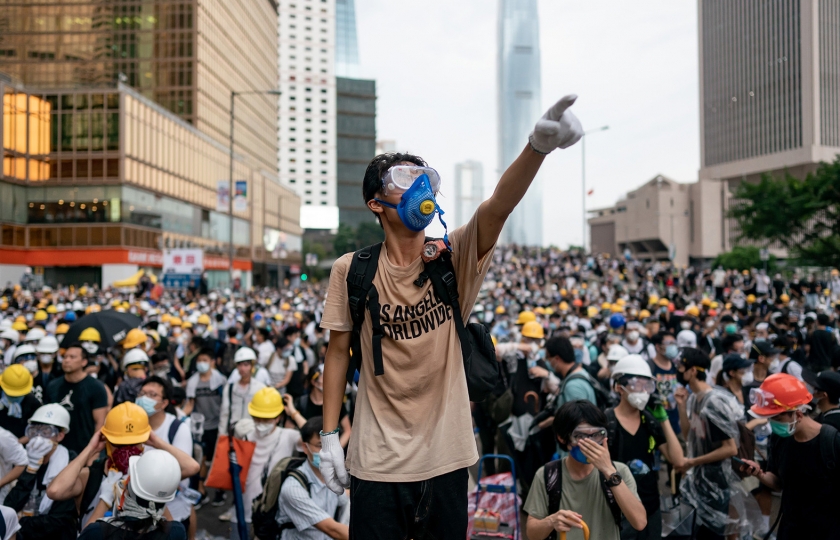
left=335, top=0, right=361, bottom=77
left=453, top=161, right=484, bottom=229
left=336, top=76, right=377, bottom=228
left=498, top=0, right=542, bottom=246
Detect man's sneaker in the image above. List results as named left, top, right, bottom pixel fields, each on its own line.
left=218, top=507, right=233, bottom=522
left=211, top=490, right=226, bottom=507
left=193, top=491, right=209, bottom=510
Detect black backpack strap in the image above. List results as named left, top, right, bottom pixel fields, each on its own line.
left=168, top=417, right=184, bottom=444
left=599, top=466, right=623, bottom=526
left=605, top=408, right=619, bottom=458
left=345, top=243, right=383, bottom=382
left=543, top=459, right=563, bottom=540
left=425, top=251, right=472, bottom=363
left=819, top=424, right=839, bottom=472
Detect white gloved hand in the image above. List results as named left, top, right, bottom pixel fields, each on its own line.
left=25, top=436, right=55, bottom=472
left=318, top=430, right=349, bottom=495
left=528, top=94, right=584, bottom=154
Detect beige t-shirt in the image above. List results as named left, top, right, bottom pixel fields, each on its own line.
left=321, top=214, right=494, bottom=482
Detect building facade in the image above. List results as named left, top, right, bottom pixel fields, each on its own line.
left=453, top=160, right=484, bottom=229
left=335, top=0, right=360, bottom=78
left=498, top=0, right=542, bottom=246
left=336, top=76, right=376, bottom=228
left=277, top=0, right=337, bottom=230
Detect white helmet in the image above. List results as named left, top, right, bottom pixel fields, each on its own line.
left=121, top=348, right=150, bottom=370
left=36, top=336, right=59, bottom=354
left=24, top=328, right=46, bottom=343
left=0, top=320, right=11, bottom=332
left=72, top=301, right=84, bottom=311
left=606, top=344, right=630, bottom=362
left=29, top=403, right=71, bottom=431
left=13, top=344, right=36, bottom=360
left=0, top=329, right=19, bottom=343
left=612, top=354, right=653, bottom=379
left=676, top=329, right=697, bottom=349
left=234, top=347, right=257, bottom=363
left=128, top=449, right=181, bottom=503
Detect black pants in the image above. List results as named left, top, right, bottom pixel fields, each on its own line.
left=350, top=468, right=468, bottom=540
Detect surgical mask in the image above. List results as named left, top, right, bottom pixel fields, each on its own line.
left=196, top=362, right=210, bottom=374
left=627, top=331, right=640, bottom=341
left=570, top=445, right=589, bottom=464
left=311, top=452, right=321, bottom=469
left=769, top=358, right=780, bottom=372
left=39, top=354, right=54, bottom=364
left=740, top=369, right=754, bottom=386
left=665, top=344, right=679, bottom=359
left=23, top=360, right=37, bottom=373
left=196, top=325, right=207, bottom=335
left=293, top=337, right=301, bottom=347
left=154, top=368, right=169, bottom=378
left=680, top=321, right=692, bottom=330
left=574, top=349, right=583, bottom=363
left=255, top=423, right=274, bottom=437
left=135, top=395, right=159, bottom=416
left=374, top=173, right=449, bottom=242
left=627, top=391, right=650, bottom=411
left=80, top=341, right=98, bottom=354
left=769, top=418, right=797, bottom=438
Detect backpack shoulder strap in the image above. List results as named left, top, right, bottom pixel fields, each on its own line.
left=605, top=408, right=619, bottom=457
left=424, top=249, right=472, bottom=363
left=168, top=416, right=184, bottom=444
left=599, top=466, right=623, bottom=526
left=819, top=424, right=839, bottom=472
left=558, top=370, right=590, bottom=398
left=287, top=469, right=311, bottom=496
left=543, top=459, right=563, bottom=540
left=345, top=243, right=383, bottom=382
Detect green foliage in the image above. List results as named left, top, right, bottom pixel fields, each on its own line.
left=333, top=222, right=384, bottom=255
left=712, top=246, right=777, bottom=271
left=729, top=157, right=840, bottom=268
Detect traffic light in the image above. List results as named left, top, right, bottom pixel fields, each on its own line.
left=301, top=273, right=308, bottom=281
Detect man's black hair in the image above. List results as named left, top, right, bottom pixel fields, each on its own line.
left=300, top=416, right=323, bottom=444
left=190, top=336, right=205, bottom=348
left=275, top=336, right=290, bottom=350
left=196, top=347, right=216, bottom=360
left=144, top=321, right=159, bottom=331
left=720, top=315, right=735, bottom=324
left=817, top=313, right=830, bottom=326
left=545, top=336, right=575, bottom=364
left=721, top=333, right=744, bottom=352
left=552, top=400, right=607, bottom=452
left=142, top=375, right=174, bottom=402
left=63, top=342, right=90, bottom=365
left=257, top=327, right=271, bottom=339
left=150, top=353, right=169, bottom=365
left=283, top=326, right=300, bottom=338
left=649, top=331, right=674, bottom=346
left=215, top=313, right=224, bottom=322
left=227, top=327, right=238, bottom=338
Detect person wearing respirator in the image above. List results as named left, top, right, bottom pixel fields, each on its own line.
left=113, top=348, right=149, bottom=407
left=0, top=364, right=41, bottom=440
left=605, top=355, right=685, bottom=540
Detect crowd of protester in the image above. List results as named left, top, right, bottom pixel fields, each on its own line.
left=0, top=246, right=837, bottom=539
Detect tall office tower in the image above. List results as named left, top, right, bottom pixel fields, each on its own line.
left=498, top=0, right=543, bottom=246
left=336, top=77, right=377, bottom=228
left=277, top=0, right=338, bottom=229
left=335, top=0, right=361, bottom=77
left=453, top=161, right=484, bottom=229
left=692, top=0, right=840, bottom=259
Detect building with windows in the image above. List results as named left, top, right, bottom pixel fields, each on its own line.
left=277, top=0, right=338, bottom=231
left=336, top=76, right=376, bottom=228
left=335, top=0, right=360, bottom=78
left=498, top=0, right=543, bottom=246
left=453, top=160, right=484, bottom=229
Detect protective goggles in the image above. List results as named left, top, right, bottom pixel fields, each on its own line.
left=381, top=166, right=441, bottom=196
left=15, top=354, right=36, bottom=363
left=621, top=377, right=656, bottom=394
left=570, top=427, right=607, bottom=446
left=749, top=387, right=795, bottom=411
left=25, top=424, right=59, bottom=440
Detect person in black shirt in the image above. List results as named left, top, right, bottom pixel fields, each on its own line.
left=44, top=343, right=108, bottom=454
left=606, top=355, right=684, bottom=540
left=807, top=314, right=838, bottom=372
left=741, top=374, right=840, bottom=540
left=803, top=369, right=840, bottom=430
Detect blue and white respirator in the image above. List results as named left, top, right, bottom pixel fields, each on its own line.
left=374, top=166, right=450, bottom=245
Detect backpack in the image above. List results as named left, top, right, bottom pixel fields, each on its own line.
left=544, top=458, right=622, bottom=540
left=733, top=420, right=757, bottom=478
left=558, top=370, right=613, bottom=410
left=605, top=408, right=658, bottom=461
left=251, top=456, right=309, bottom=540
left=345, top=241, right=502, bottom=402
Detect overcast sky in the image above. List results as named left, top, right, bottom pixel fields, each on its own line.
left=353, top=0, right=699, bottom=248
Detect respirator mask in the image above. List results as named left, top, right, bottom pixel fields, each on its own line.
left=374, top=166, right=450, bottom=245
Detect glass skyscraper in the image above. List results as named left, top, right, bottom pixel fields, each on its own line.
left=498, top=0, right=542, bottom=246
left=335, top=0, right=360, bottom=77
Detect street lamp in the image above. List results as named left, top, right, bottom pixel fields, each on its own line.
left=581, top=125, right=609, bottom=253
left=228, top=89, right=282, bottom=288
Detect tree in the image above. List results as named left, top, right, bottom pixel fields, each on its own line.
left=333, top=222, right=384, bottom=255
left=712, top=246, right=777, bottom=272
left=729, top=157, right=840, bottom=268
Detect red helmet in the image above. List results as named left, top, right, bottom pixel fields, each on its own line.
left=750, top=373, right=813, bottom=416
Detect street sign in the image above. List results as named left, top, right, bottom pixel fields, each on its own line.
left=162, top=274, right=200, bottom=289
left=163, top=249, right=203, bottom=289
left=759, top=248, right=770, bottom=261
left=305, top=253, right=319, bottom=267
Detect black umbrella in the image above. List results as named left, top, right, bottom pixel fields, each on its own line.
left=63, top=310, right=142, bottom=348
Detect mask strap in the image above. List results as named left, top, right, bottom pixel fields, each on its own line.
left=436, top=205, right=451, bottom=250
left=373, top=198, right=397, bottom=210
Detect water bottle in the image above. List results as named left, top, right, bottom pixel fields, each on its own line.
left=754, top=422, right=771, bottom=461
left=628, top=459, right=651, bottom=476
left=527, top=358, right=537, bottom=379
left=21, top=488, right=39, bottom=517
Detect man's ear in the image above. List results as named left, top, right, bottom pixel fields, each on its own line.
left=367, top=198, right=385, bottom=216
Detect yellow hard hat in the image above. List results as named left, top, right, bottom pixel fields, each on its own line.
left=274, top=313, right=284, bottom=321
left=559, top=301, right=570, bottom=312
left=779, top=294, right=790, bottom=303
left=686, top=306, right=700, bottom=317
left=725, top=303, right=732, bottom=310
left=294, top=312, right=303, bottom=321
left=121, top=301, right=130, bottom=310
left=746, top=294, right=756, bottom=304
left=14, top=316, right=25, bottom=324
left=610, top=303, right=624, bottom=313
left=710, top=301, right=719, bottom=309
left=79, top=286, right=88, bottom=296
left=587, top=306, right=599, bottom=318
left=170, top=317, right=182, bottom=327
left=495, top=305, right=506, bottom=315
left=12, top=321, right=27, bottom=332
left=639, top=309, right=652, bottom=319
left=701, top=298, right=712, bottom=307
left=46, top=305, right=58, bottom=314
left=616, top=298, right=626, bottom=306
left=824, top=288, right=831, bottom=296
left=101, top=402, right=151, bottom=445
left=160, top=314, right=171, bottom=323
left=197, top=314, right=211, bottom=326
left=56, top=323, right=70, bottom=335
left=560, top=288, right=568, bottom=297
left=182, top=321, right=193, bottom=329
left=34, top=310, right=48, bottom=321
left=521, top=321, right=545, bottom=340
left=281, top=302, right=291, bottom=311
left=79, top=327, right=102, bottom=342
left=601, top=302, right=611, bottom=310
left=0, top=364, right=33, bottom=397
left=658, top=298, right=670, bottom=307
left=112, top=300, right=122, bottom=307
left=544, top=307, right=555, bottom=316
left=516, top=311, right=536, bottom=325
left=534, top=307, right=546, bottom=315
left=742, top=269, right=749, bottom=276
left=121, top=328, right=147, bottom=349
left=248, top=387, right=285, bottom=419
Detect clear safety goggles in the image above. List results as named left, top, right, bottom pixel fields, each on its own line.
left=570, top=427, right=607, bottom=446
left=749, top=387, right=795, bottom=411
left=15, top=354, right=36, bottom=363
left=381, top=165, right=441, bottom=196
left=621, top=377, right=656, bottom=394
left=25, top=424, right=59, bottom=440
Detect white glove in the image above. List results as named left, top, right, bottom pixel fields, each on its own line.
left=25, top=436, right=54, bottom=472
left=528, top=94, right=584, bottom=154
left=319, top=431, right=349, bottom=495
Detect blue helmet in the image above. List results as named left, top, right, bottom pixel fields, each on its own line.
left=609, top=313, right=626, bottom=329
left=64, top=312, right=77, bottom=322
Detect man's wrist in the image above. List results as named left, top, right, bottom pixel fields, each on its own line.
left=320, top=427, right=340, bottom=437
left=599, top=464, right=617, bottom=477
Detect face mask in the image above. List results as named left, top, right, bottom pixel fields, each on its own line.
left=6, top=395, right=24, bottom=404
left=311, top=452, right=321, bottom=469
left=680, top=321, right=692, bottom=330
left=293, top=337, right=301, bottom=347
left=23, top=360, right=37, bottom=373
left=769, top=418, right=797, bottom=438
left=135, top=395, right=160, bottom=416
left=626, top=391, right=650, bottom=411
left=676, top=369, right=688, bottom=386
left=574, top=349, right=583, bottom=363
left=374, top=174, right=449, bottom=238
left=725, top=324, right=738, bottom=334
left=81, top=341, right=98, bottom=354
left=665, top=344, right=679, bottom=359
left=740, top=369, right=754, bottom=386
left=255, top=423, right=274, bottom=437
left=569, top=445, right=589, bottom=464
left=196, top=362, right=210, bottom=374
left=282, top=349, right=293, bottom=359
left=154, top=368, right=169, bottom=378
left=754, top=337, right=766, bottom=343
left=705, top=320, right=715, bottom=328
left=107, top=443, right=143, bottom=475
left=627, top=331, right=640, bottom=341
left=769, top=358, right=780, bottom=372
left=39, top=354, right=53, bottom=365
left=196, top=325, right=206, bottom=335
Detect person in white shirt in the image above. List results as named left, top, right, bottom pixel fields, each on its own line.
left=265, top=337, right=298, bottom=392
left=219, top=348, right=266, bottom=436
left=0, top=505, right=19, bottom=540
left=0, top=426, right=27, bottom=504
left=255, top=328, right=276, bottom=368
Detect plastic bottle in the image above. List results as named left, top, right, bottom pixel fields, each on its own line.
left=754, top=422, right=771, bottom=461
left=21, top=488, right=39, bottom=517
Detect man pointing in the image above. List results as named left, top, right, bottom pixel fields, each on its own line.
left=319, top=95, right=584, bottom=539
